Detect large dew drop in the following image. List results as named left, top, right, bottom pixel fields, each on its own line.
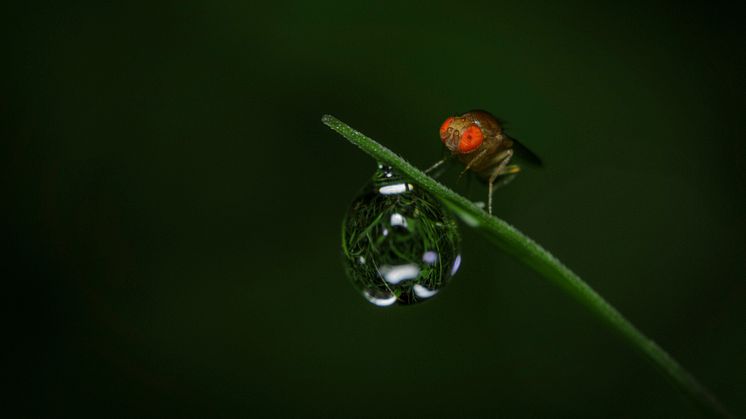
left=341, top=165, right=462, bottom=306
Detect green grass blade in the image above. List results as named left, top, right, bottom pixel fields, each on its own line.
left=322, top=114, right=731, bottom=418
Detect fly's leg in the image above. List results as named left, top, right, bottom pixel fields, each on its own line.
left=425, top=154, right=455, bottom=178
left=490, top=165, right=521, bottom=190
left=501, top=164, right=521, bottom=176
left=487, top=149, right=514, bottom=215
left=459, top=148, right=489, bottom=179
left=425, top=157, right=449, bottom=174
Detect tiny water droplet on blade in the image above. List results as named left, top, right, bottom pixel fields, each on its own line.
left=341, top=165, right=462, bottom=306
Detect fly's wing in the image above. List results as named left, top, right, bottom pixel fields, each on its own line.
left=468, top=110, right=543, bottom=167
left=508, top=135, right=543, bottom=167
left=465, top=109, right=544, bottom=166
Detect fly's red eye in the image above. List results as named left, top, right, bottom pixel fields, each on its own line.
left=458, top=125, right=483, bottom=153
left=439, top=117, right=455, bottom=142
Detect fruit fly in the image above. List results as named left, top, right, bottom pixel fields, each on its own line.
left=430, top=110, right=542, bottom=215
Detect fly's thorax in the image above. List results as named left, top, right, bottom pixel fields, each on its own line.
left=465, top=111, right=501, bottom=133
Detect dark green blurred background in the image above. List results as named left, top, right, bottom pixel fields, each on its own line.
left=5, top=1, right=745, bottom=417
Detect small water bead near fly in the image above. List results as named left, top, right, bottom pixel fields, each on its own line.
left=341, top=164, right=462, bottom=306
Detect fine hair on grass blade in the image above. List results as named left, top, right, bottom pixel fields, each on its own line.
left=322, top=114, right=732, bottom=418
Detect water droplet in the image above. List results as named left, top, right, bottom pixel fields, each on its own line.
left=342, top=165, right=462, bottom=306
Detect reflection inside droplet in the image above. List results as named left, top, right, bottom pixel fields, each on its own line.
left=422, top=251, right=438, bottom=265
left=390, top=213, right=407, bottom=228
left=413, top=284, right=438, bottom=298
left=451, top=254, right=462, bottom=275
left=378, top=183, right=413, bottom=195
left=363, top=290, right=397, bottom=307
left=379, top=263, right=421, bottom=284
